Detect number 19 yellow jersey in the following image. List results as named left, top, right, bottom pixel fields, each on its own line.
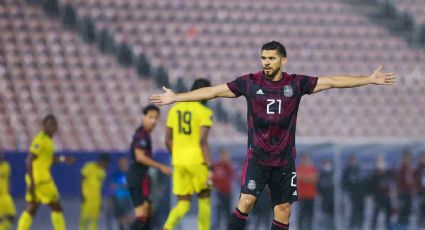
left=166, top=102, right=213, bottom=166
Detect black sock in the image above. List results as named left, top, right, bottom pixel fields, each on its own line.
left=227, top=208, right=248, bottom=230
left=145, top=216, right=151, bottom=230
left=131, top=216, right=147, bottom=230
left=271, top=220, right=289, bottom=230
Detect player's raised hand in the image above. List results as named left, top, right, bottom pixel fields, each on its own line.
left=150, top=86, right=176, bottom=106
left=370, top=66, right=397, bottom=85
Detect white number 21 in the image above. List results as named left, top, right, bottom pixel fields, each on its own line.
left=266, top=99, right=281, bottom=114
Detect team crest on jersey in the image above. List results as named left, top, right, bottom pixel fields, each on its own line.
left=283, top=85, right=294, bottom=97
left=247, top=180, right=256, bottom=190
left=139, top=139, right=147, bottom=148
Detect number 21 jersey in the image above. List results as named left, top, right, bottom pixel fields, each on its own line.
left=166, top=102, right=213, bottom=166
left=227, top=71, right=317, bottom=167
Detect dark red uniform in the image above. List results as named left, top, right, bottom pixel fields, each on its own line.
left=126, top=125, right=152, bottom=206
left=227, top=71, right=317, bottom=205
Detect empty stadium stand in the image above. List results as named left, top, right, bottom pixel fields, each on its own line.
left=1, top=0, right=424, bottom=151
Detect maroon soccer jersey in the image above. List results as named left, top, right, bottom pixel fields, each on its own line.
left=227, top=71, right=317, bottom=166
left=130, top=125, right=152, bottom=172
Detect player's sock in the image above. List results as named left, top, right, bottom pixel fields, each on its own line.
left=87, top=218, right=98, bottom=230
left=198, top=197, right=211, bottom=230
left=145, top=216, right=151, bottom=230
left=227, top=208, right=248, bottom=230
left=163, top=200, right=191, bottom=230
left=131, top=216, right=147, bottom=230
left=17, top=211, right=33, bottom=230
left=271, top=219, right=289, bottom=229
left=51, top=211, right=66, bottom=230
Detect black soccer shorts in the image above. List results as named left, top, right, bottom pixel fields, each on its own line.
left=127, top=170, right=151, bottom=207
left=240, top=158, right=298, bottom=207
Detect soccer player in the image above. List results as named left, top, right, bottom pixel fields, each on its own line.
left=150, top=41, right=397, bottom=230
left=0, top=149, right=16, bottom=230
left=127, top=105, right=172, bottom=230
left=17, top=114, right=75, bottom=230
left=163, top=79, right=214, bottom=230
left=79, top=154, right=110, bottom=230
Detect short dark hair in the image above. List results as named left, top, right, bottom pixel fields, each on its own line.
left=43, top=113, right=57, bottom=125
left=261, top=41, right=287, bottom=57
left=99, top=153, right=110, bottom=163
left=143, top=104, right=160, bottom=115
left=191, top=78, right=211, bottom=91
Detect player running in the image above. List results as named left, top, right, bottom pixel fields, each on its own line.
left=17, top=114, right=75, bottom=230
left=127, top=105, right=172, bottom=230
left=150, top=41, right=397, bottom=230
left=163, top=79, right=214, bottom=230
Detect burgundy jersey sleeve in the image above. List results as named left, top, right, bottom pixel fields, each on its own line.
left=227, top=75, right=249, bottom=97
left=298, top=75, right=318, bottom=95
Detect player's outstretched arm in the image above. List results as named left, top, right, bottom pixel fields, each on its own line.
left=312, top=66, right=397, bottom=94
left=150, top=83, right=235, bottom=106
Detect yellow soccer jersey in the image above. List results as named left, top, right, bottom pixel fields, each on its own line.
left=167, top=102, right=213, bottom=166
left=0, top=161, right=11, bottom=194
left=81, top=162, right=106, bottom=199
left=29, top=131, right=55, bottom=182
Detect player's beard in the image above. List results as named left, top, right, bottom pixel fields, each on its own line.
left=263, top=67, right=280, bottom=79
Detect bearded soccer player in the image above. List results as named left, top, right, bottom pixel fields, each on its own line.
left=127, top=105, right=172, bottom=230
left=163, top=79, right=214, bottom=230
left=150, top=41, right=397, bottom=230
left=0, top=149, right=16, bottom=230
left=17, top=114, right=75, bottom=230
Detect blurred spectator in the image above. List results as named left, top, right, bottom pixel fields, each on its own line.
left=396, top=151, right=414, bottom=229
left=318, top=159, right=334, bottom=229
left=297, top=154, right=318, bottom=230
left=110, top=156, right=133, bottom=230
left=414, top=153, right=425, bottom=228
left=370, top=155, right=392, bottom=229
left=342, top=155, right=367, bottom=230
left=212, top=148, right=234, bottom=230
